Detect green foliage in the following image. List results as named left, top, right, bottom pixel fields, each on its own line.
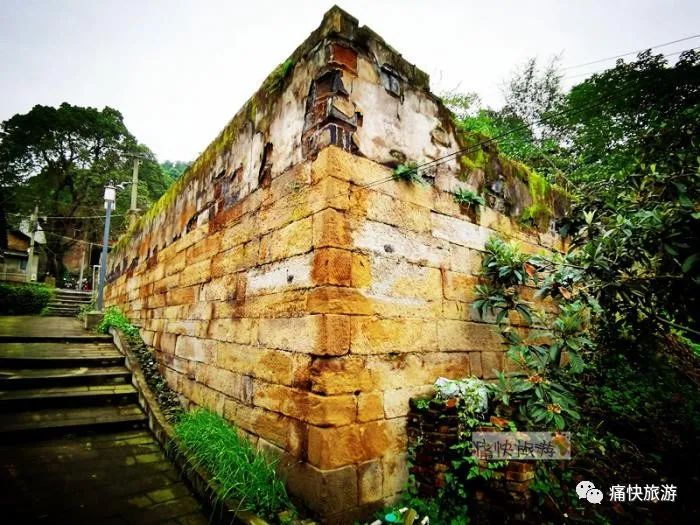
left=479, top=236, right=532, bottom=287
left=0, top=103, right=172, bottom=283
left=452, top=188, right=485, bottom=208
left=76, top=298, right=97, bottom=321
left=474, top=236, right=585, bottom=430
left=441, top=47, right=699, bottom=524
left=440, top=89, right=481, bottom=121
left=97, top=306, right=139, bottom=338
left=473, top=237, right=536, bottom=324
left=392, top=163, right=424, bottom=184
left=0, top=282, right=53, bottom=315
left=160, top=160, right=190, bottom=185
left=552, top=50, right=700, bottom=185
left=174, top=409, right=292, bottom=519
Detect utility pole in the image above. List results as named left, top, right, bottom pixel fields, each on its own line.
left=26, top=204, right=38, bottom=282
left=125, top=153, right=144, bottom=227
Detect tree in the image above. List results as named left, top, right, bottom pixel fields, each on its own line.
left=554, top=50, right=700, bottom=340
left=160, top=160, right=190, bottom=185
left=553, top=49, right=700, bottom=183
left=501, top=56, right=564, bottom=138
left=444, top=57, right=571, bottom=183
left=0, top=103, right=171, bottom=283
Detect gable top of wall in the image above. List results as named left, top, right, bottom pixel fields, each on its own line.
left=112, top=6, right=566, bottom=261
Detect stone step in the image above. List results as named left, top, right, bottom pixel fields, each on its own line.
left=0, top=405, right=146, bottom=439
left=53, top=289, right=93, bottom=296
left=46, top=304, right=81, bottom=309
left=53, top=296, right=92, bottom=303
left=0, top=334, right=112, bottom=344
left=45, top=307, right=81, bottom=314
left=46, top=304, right=86, bottom=311
left=0, top=342, right=123, bottom=368
left=0, top=384, right=138, bottom=411
left=0, top=366, right=131, bottom=389
left=48, top=296, right=92, bottom=303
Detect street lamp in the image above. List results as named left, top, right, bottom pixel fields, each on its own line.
left=96, top=181, right=116, bottom=310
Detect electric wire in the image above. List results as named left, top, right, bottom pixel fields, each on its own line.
left=561, top=33, right=700, bottom=70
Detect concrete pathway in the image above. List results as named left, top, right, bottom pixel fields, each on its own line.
left=0, top=315, right=208, bottom=524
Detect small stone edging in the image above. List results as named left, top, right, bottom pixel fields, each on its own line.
left=108, top=327, right=270, bottom=525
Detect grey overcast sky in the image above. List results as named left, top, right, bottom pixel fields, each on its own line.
left=1, top=1, right=699, bottom=161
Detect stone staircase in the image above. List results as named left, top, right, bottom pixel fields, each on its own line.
left=45, top=288, right=94, bottom=317
left=0, top=332, right=146, bottom=440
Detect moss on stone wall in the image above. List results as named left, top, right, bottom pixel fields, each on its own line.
left=453, top=123, right=566, bottom=230
left=111, top=57, right=298, bottom=256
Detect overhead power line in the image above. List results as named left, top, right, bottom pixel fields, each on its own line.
left=8, top=212, right=124, bottom=220
left=407, top=48, right=697, bottom=178
left=42, top=231, right=104, bottom=247
left=563, top=47, right=699, bottom=81
left=561, top=33, right=700, bottom=70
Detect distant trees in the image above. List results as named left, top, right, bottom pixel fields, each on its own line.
left=160, top=160, right=190, bottom=185
left=0, top=103, right=175, bottom=282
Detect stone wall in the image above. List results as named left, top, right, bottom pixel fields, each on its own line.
left=105, top=6, right=565, bottom=522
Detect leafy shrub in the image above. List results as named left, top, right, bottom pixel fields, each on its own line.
left=97, top=306, right=139, bottom=338
left=393, top=163, right=425, bottom=184
left=76, top=300, right=96, bottom=321
left=174, top=409, right=292, bottom=519
left=0, top=282, right=53, bottom=315
left=453, top=188, right=486, bottom=208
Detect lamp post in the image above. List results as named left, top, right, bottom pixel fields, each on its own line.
left=96, top=181, right=116, bottom=311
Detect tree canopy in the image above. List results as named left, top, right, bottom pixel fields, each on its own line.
left=0, top=103, right=174, bottom=281
left=435, top=49, right=700, bottom=524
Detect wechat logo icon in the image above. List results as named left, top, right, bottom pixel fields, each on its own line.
left=576, top=481, right=603, bottom=504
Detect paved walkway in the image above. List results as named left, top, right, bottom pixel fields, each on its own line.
left=0, top=315, right=209, bottom=524
left=0, top=315, right=91, bottom=338
left=0, top=430, right=208, bottom=524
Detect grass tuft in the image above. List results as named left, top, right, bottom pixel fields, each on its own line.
left=174, top=409, right=292, bottom=519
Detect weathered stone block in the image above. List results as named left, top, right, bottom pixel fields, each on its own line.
left=259, top=217, right=313, bottom=263
left=354, top=219, right=450, bottom=268
left=312, top=247, right=352, bottom=286
left=185, top=232, right=222, bottom=264
left=253, top=382, right=356, bottom=426
left=165, top=286, right=197, bottom=306
left=442, top=271, right=480, bottom=302
left=307, top=421, right=393, bottom=469
left=358, top=459, right=383, bottom=505
left=351, top=317, right=437, bottom=354
left=207, top=318, right=257, bottom=345
left=211, top=240, right=259, bottom=278
left=175, top=336, right=217, bottom=363
left=216, top=343, right=307, bottom=386
left=247, top=253, right=313, bottom=294
left=179, top=259, right=211, bottom=287
left=357, top=391, right=384, bottom=422
left=384, top=385, right=433, bottom=419
left=368, top=255, right=443, bottom=301
left=195, top=363, right=253, bottom=404
left=481, top=351, right=505, bottom=379
left=431, top=212, right=492, bottom=250
left=437, top=320, right=504, bottom=352
left=226, top=400, right=306, bottom=456
left=312, top=208, right=352, bottom=248
left=365, top=190, right=431, bottom=233
left=382, top=453, right=408, bottom=498
left=280, top=458, right=358, bottom=517
left=307, top=286, right=372, bottom=315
